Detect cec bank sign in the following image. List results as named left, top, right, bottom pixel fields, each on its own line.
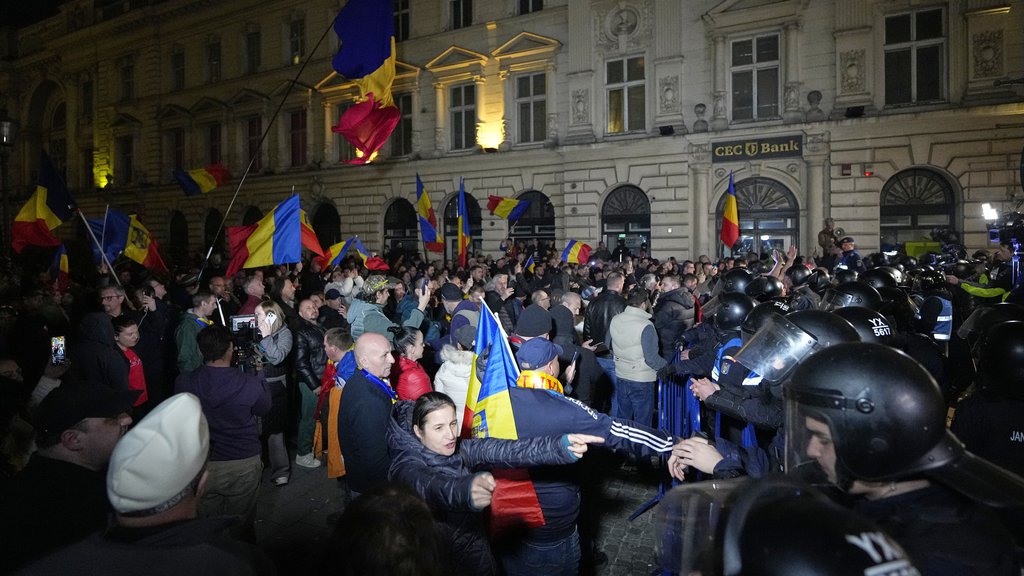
left=712, top=135, right=803, bottom=163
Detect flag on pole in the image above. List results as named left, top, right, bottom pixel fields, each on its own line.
left=124, top=215, right=169, bottom=273
left=226, top=195, right=316, bottom=276
left=87, top=209, right=131, bottom=265
left=50, top=244, right=69, bottom=293
left=457, top=178, right=470, bottom=268
left=720, top=172, right=740, bottom=249
left=318, top=236, right=369, bottom=268
left=486, top=195, right=530, bottom=221
left=12, top=153, right=76, bottom=253
left=416, top=174, right=444, bottom=253
left=331, top=0, right=398, bottom=163
left=524, top=254, right=536, bottom=274
left=560, top=240, right=591, bottom=264
left=300, top=209, right=325, bottom=257
left=463, top=303, right=545, bottom=530
left=173, top=164, right=229, bottom=196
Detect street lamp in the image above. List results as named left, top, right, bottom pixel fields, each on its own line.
left=0, top=108, right=19, bottom=258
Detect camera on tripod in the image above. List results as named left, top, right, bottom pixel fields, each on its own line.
left=229, top=314, right=262, bottom=371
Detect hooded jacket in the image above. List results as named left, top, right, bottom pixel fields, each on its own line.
left=652, top=287, right=696, bottom=360
left=70, top=312, right=129, bottom=390
left=434, top=346, right=474, bottom=431
left=386, top=401, right=577, bottom=576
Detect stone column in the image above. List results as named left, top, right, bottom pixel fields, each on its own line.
left=710, top=35, right=729, bottom=131
left=690, top=142, right=711, bottom=258
left=783, top=22, right=804, bottom=123
left=804, top=132, right=831, bottom=252
left=433, top=82, right=446, bottom=157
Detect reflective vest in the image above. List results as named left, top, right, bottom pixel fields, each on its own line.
left=933, top=297, right=953, bottom=341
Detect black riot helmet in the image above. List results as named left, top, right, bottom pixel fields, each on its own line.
left=913, top=269, right=948, bottom=293
left=877, top=286, right=919, bottom=332
left=808, top=268, right=831, bottom=296
left=785, top=342, right=1024, bottom=507
left=821, top=281, right=882, bottom=311
left=784, top=265, right=811, bottom=288
left=745, top=275, right=784, bottom=302
left=948, top=260, right=974, bottom=280
left=716, top=268, right=754, bottom=295
left=976, top=321, right=1024, bottom=400
left=833, top=306, right=894, bottom=345
left=833, top=268, right=858, bottom=284
left=740, top=299, right=793, bottom=343
left=900, top=255, right=919, bottom=268
left=714, top=292, right=756, bottom=332
left=959, top=302, right=1024, bottom=340
left=734, top=310, right=859, bottom=382
left=857, top=267, right=898, bottom=290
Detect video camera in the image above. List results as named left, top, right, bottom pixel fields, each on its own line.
left=229, top=314, right=262, bottom=371
left=987, top=212, right=1024, bottom=289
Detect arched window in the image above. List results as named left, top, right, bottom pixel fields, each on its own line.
left=384, top=199, right=419, bottom=252
left=880, top=168, right=956, bottom=246
left=601, top=185, right=650, bottom=256
left=204, top=209, right=225, bottom=257
left=444, top=193, right=482, bottom=259
left=715, top=177, right=799, bottom=256
left=510, top=190, right=555, bottom=245
left=169, top=210, right=189, bottom=265
left=242, top=206, right=263, bottom=226
left=312, top=203, right=341, bottom=249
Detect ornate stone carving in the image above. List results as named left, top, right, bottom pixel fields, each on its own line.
left=973, top=30, right=1003, bottom=78
left=689, top=142, right=711, bottom=164
left=840, top=49, right=865, bottom=94
left=434, top=126, right=446, bottom=153
left=712, top=91, right=727, bottom=120
left=806, top=90, right=825, bottom=121
left=692, top=103, right=708, bottom=133
left=572, top=89, right=589, bottom=125
left=594, top=1, right=653, bottom=54
left=805, top=131, right=830, bottom=155
left=784, top=82, right=800, bottom=112
left=546, top=112, right=558, bottom=142
left=659, top=76, right=680, bottom=113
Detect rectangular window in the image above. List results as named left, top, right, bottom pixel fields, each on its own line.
left=81, top=80, right=93, bottom=116
left=82, top=147, right=94, bottom=189
left=246, top=116, right=263, bottom=171
left=516, top=73, right=547, bottom=143
left=451, top=0, right=472, bottom=29
left=336, top=104, right=357, bottom=163
left=120, top=59, right=134, bottom=101
left=884, top=8, right=945, bottom=105
left=171, top=51, right=185, bottom=90
left=245, top=31, right=261, bottom=75
left=391, top=93, right=414, bottom=157
left=206, top=42, right=221, bottom=83
left=450, top=84, right=477, bottom=150
left=289, top=19, right=305, bottom=64
left=519, top=0, right=542, bottom=14
left=730, top=34, right=779, bottom=121
left=290, top=109, right=307, bottom=167
left=171, top=128, right=185, bottom=171
left=606, top=56, right=645, bottom=133
left=394, top=0, right=410, bottom=42
left=207, top=123, right=222, bottom=165
left=116, top=136, right=134, bottom=184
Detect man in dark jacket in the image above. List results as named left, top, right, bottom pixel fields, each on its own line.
left=337, top=332, right=397, bottom=495
left=295, top=298, right=327, bottom=468
left=174, top=326, right=270, bottom=533
left=583, top=271, right=626, bottom=412
left=652, top=275, right=696, bottom=361
left=70, top=312, right=130, bottom=390
left=20, top=393, right=274, bottom=576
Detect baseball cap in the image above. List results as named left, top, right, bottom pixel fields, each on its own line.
left=840, top=236, right=855, bottom=244
left=107, top=393, right=210, bottom=515
left=517, top=338, right=563, bottom=370
left=439, top=283, right=464, bottom=302
left=36, top=385, right=139, bottom=436
left=514, top=304, right=553, bottom=338
left=325, top=288, right=342, bottom=300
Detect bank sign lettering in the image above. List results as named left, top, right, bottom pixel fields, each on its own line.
left=712, top=135, right=803, bottom=163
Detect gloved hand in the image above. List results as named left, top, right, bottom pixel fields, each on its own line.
left=657, top=363, right=681, bottom=381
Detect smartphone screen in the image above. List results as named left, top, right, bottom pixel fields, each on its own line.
left=50, top=336, right=66, bottom=365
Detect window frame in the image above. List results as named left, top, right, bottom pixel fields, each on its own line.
left=394, top=0, right=410, bottom=42
left=289, top=18, right=306, bottom=65
left=245, top=115, right=263, bottom=172
left=206, top=122, right=223, bottom=165
left=605, top=55, right=647, bottom=135
left=515, top=72, right=547, bottom=144
left=115, top=134, right=134, bottom=185
left=289, top=109, right=308, bottom=168
left=171, top=50, right=185, bottom=91
left=245, top=30, right=261, bottom=75
left=883, top=7, right=947, bottom=106
left=449, top=83, right=477, bottom=151
left=728, top=32, right=781, bottom=122
left=451, top=0, right=472, bottom=30
left=120, top=57, right=135, bottom=101
left=519, top=0, right=543, bottom=15
left=390, top=92, right=414, bottom=157
left=206, top=41, right=222, bottom=84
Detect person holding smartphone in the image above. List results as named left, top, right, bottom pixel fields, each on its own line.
left=255, top=299, right=294, bottom=486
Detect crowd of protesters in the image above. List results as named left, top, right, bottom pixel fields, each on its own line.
left=1, top=224, right=1024, bottom=575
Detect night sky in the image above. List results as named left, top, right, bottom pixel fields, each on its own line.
left=4, top=0, right=65, bottom=30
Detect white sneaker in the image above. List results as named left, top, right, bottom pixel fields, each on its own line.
left=295, top=453, right=321, bottom=468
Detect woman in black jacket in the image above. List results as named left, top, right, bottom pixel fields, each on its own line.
left=387, top=392, right=601, bottom=575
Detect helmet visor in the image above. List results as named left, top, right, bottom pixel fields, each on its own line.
left=654, top=479, right=742, bottom=574
left=701, top=295, right=724, bottom=320
left=819, top=288, right=854, bottom=311
left=734, top=315, right=817, bottom=382
left=783, top=391, right=842, bottom=489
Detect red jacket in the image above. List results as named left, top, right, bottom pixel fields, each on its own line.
left=392, top=355, right=432, bottom=401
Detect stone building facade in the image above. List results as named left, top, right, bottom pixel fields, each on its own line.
left=1, top=0, right=1022, bottom=265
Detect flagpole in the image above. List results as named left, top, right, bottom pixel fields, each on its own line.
left=197, top=12, right=341, bottom=283
left=77, top=210, right=122, bottom=288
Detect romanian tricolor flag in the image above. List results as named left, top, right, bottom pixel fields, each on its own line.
left=720, top=172, right=740, bottom=249
left=300, top=209, right=325, bottom=257
left=464, top=303, right=545, bottom=530
left=457, top=178, right=470, bottom=268
left=50, top=244, right=69, bottom=293
left=124, top=215, right=169, bottom=273
left=524, top=254, right=536, bottom=275
left=561, top=240, right=591, bottom=264
left=318, top=236, right=369, bottom=268
left=487, top=195, right=530, bottom=221
left=173, top=164, right=229, bottom=196
left=332, top=0, right=398, bottom=164
left=12, top=153, right=76, bottom=253
left=416, top=174, right=444, bottom=253
left=225, top=195, right=323, bottom=276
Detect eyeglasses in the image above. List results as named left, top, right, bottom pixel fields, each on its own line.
left=101, top=295, right=122, bottom=301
